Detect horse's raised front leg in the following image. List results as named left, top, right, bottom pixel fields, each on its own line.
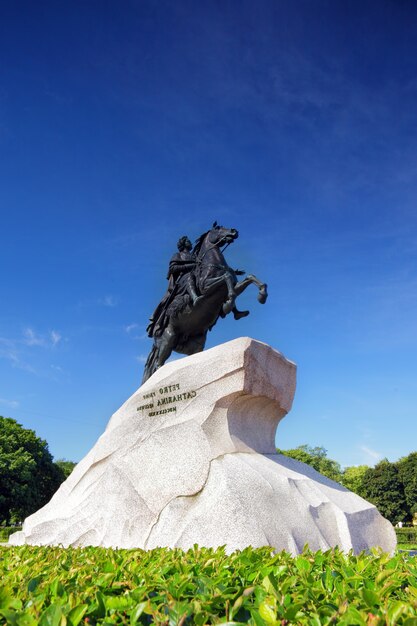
left=203, top=273, right=236, bottom=298
left=234, top=274, right=268, bottom=304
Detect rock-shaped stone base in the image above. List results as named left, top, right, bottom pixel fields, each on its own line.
left=10, top=337, right=396, bottom=553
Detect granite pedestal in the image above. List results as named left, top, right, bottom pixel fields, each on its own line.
left=10, top=337, right=396, bottom=553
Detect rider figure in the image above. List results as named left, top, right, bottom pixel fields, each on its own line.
left=169, top=236, right=202, bottom=306
left=170, top=235, right=249, bottom=320
left=147, top=232, right=250, bottom=339
left=146, top=235, right=201, bottom=338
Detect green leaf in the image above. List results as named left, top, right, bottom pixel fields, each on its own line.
left=387, top=601, right=408, bottom=625
left=91, top=591, right=106, bottom=619
left=27, top=577, right=43, bottom=594
left=0, top=586, right=14, bottom=610
left=337, top=606, right=367, bottom=626
left=105, top=595, right=135, bottom=610
left=230, top=594, right=244, bottom=616
left=130, top=602, right=147, bottom=624
left=0, top=608, right=19, bottom=625
left=375, top=568, right=395, bottom=584
left=283, top=603, right=304, bottom=620
left=250, top=608, right=267, bottom=626
left=258, top=597, right=277, bottom=624
left=39, top=604, right=63, bottom=626
left=261, top=575, right=279, bottom=598
left=67, top=604, right=88, bottom=626
left=102, top=561, right=116, bottom=573
left=362, top=588, right=380, bottom=608
left=15, top=612, right=38, bottom=626
left=50, top=579, right=65, bottom=598
left=295, top=556, right=311, bottom=572
left=242, top=586, right=255, bottom=597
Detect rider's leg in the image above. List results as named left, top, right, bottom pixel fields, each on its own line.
left=222, top=271, right=237, bottom=315
left=224, top=272, right=236, bottom=297
left=185, top=275, right=202, bottom=306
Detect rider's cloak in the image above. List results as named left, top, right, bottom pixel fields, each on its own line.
left=146, top=250, right=196, bottom=338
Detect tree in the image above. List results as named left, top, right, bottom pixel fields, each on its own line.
left=397, top=452, right=417, bottom=519
left=0, top=416, right=65, bottom=524
left=277, top=445, right=343, bottom=483
left=341, top=465, right=369, bottom=498
left=55, top=459, right=76, bottom=479
left=360, top=459, right=407, bottom=524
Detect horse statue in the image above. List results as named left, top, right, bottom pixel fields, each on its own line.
left=142, top=223, right=267, bottom=383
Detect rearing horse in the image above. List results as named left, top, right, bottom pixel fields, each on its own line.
left=142, top=224, right=267, bottom=383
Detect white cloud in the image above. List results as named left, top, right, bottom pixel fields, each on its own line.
left=77, top=295, right=119, bottom=309
left=0, top=337, right=36, bottom=373
left=50, top=330, right=62, bottom=346
left=22, top=327, right=63, bottom=349
left=135, top=354, right=148, bottom=364
left=0, top=397, right=19, bottom=408
left=0, top=338, right=18, bottom=364
left=125, top=324, right=147, bottom=340
left=360, top=445, right=382, bottom=464
left=23, top=327, right=45, bottom=347
left=100, top=295, right=118, bottom=307
left=0, top=328, right=65, bottom=376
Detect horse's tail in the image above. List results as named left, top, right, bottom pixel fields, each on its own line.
left=142, top=343, right=159, bottom=385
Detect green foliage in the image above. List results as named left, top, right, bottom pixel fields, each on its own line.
left=0, top=416, right=65, bottom=524
left=55, top=459, right=77, bottom=479
left=398, top=453, right=417, bottom=515
left=0, top=545, right=417, bottom=625
left=341, top=465, right=369, bottom=498
left=0, top=526, right=21, bottom=542
left=277, top=445, right=343, bottom=483
left=361, top=460, right=408, bottom=524
left=396, top=527, right=417, bottom=545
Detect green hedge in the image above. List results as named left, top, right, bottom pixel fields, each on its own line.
left=1, top=545, right=417, bottom=625
left=0, top=526, right=21, bottom=542
left=396, top=527, right=417, bottom=544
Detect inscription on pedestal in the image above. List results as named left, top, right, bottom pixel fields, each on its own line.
left=137, top=382, right=197, bottom=417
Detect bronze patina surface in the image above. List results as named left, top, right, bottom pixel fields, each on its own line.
left=143, top=222, right=268, bottom=382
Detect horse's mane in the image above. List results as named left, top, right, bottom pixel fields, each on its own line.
left=193, top=229, right=210, bottom=259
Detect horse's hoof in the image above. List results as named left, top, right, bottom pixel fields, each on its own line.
left=258, top=284, right=268, bottom=304
left=223, top=299, right=234, bottom=315
left=233, top=309, right=249, bottom=320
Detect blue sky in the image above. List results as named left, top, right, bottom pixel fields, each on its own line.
left=1, top=0, right=417, bottom=467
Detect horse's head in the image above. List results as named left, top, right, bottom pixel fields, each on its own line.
left=193, top=223, right=239, bottom=261
left=208, top=222, right=239, bottom=246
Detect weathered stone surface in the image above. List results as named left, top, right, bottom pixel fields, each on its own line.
left=10, top=337, right=396, bottom=553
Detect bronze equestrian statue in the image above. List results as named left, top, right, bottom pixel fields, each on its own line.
left=142, top=223, right=267, bottom=383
